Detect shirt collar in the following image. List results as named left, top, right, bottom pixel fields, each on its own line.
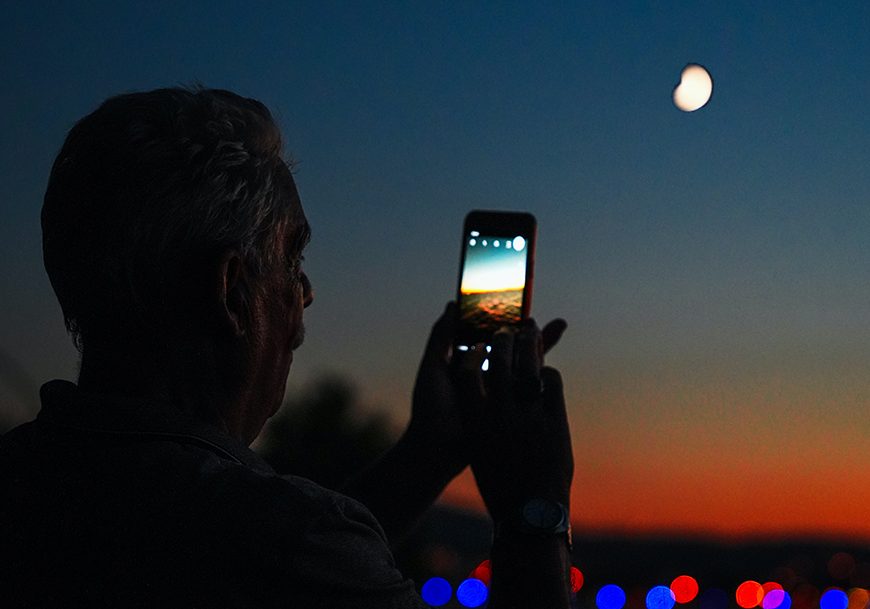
left=37, top=379, right=276, bottom=474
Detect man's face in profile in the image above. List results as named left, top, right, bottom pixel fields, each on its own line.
left=242, top=209, right=313, bottom=443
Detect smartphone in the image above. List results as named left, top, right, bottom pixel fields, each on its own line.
left=455, top=210, right=537, bottom=349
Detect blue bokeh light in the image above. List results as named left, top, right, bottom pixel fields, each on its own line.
left=820, top=589, right=848, bottom=609
left=421, top=577, right=452, bottom=607
left=457, top=578, right=489, bottom=608
left=597, top=584, right=628, bottom=609
left=776, top=592, right=793, bottom=609
left=647, top=585, right=677, bottom=609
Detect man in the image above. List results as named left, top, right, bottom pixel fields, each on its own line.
left=0, top=87, right=575, bottom=608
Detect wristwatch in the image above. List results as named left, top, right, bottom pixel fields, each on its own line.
left=495, top=498, right=573, bottom=551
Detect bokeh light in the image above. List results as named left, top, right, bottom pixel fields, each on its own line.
left=570, top=567, right=585, bottom=593
left=792, top=583, right=820, bottom=609
left=421, top=577, right=452, bottom=607
left=737, top=581, right=764, bottom=608
left=821, top=589, right=849, bottom=609
left=762, top=582, right=785, bottom=609
left=830, top=554, right=857, bottom=580
left=700, top=588, right=729, bottom=609
left=847, top=588, right=869, bottom=609
left=647, top=585, right=677, bottom=609
left=671, top=575, right=700, bottom=604
left=456, top=578, right=488, bottom=608
left=764, top=588, right=787, bottom=609
left=469, top=559, right=492, bottom=588
left=597, top=584, right=628, bottom=609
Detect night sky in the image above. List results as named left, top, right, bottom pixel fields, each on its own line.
left=2, top=2, right=869, bottom=540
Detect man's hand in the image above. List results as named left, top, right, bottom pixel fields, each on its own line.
left=407, top=303, right=569, bottom=496
left=462, top=320, right=574, bottom=523
left=405, top=302, right=469, bottom=480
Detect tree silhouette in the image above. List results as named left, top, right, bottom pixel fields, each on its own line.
left=255, top=374, right=396, bottom=490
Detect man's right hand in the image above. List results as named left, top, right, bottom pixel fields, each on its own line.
left=459, top=320, right=574, bottom=524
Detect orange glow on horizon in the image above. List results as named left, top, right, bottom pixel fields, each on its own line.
left=437, top=461, right=870, bottom=542
left=461, top=284, right=525, bottom=295
left=424, top=354, right=870, bottom=543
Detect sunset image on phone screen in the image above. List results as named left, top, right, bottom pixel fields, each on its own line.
left=459, top=234, right=527, bottom=331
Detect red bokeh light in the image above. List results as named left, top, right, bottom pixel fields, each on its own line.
left=737, top=581, right=765, bottom=609
left=469, top=559, right=492, bottom=587
left=570, top=567, right=585, bottom=593
left=847, top=588, right=869, bottom=609
left=671, top=575, right=699, bottom=604
left=763, top=583, right=784, bottom=595
left=829, top=553, right=856, bottom=580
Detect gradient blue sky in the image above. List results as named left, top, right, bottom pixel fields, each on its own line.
left=2, top=2, right=869, bottom=537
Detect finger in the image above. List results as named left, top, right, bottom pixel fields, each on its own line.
left=540, top=366, right=566, bottom=419
left=486, top=327, right=515, bottom=401
left=421, top=302, right=457, bottom=366
left=514, top=322, right=543, bottom=393
left=542, top=318, right=568, bottom=355
left=454, top=344, right=486, bottom=408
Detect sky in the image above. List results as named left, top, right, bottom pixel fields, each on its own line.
left=1, top=2, right=869, bottom=541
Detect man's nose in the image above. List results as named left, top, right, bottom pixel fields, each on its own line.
left=302, top=274, right=314, bottom=308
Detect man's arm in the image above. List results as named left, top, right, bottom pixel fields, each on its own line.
left=341, top=422, right=463, bottom=545
left=342, top=303, right=468, bottom=544
left=346, top=305, right=577, bottom=608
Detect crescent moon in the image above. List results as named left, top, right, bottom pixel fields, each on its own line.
left=673, top=64, right=713, bottom=112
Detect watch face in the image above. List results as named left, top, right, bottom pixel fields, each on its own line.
left=522, top=498, right=565, bottom=529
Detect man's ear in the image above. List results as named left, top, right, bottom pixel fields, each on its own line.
left=215, top=250, right=248, bottom=337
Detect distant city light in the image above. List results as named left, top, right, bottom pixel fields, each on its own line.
left=469, top=238, right=477, bottom=246
left=422, top=577, right=452, bottom=606
left=470, top=231, right=480, bottom=237
left=764, top=589, right=788, bottom=609
left=762, top=582, right=785, bottom=609
left=469, top=560, right=492, bottom=587
left=648, top=585, right=677, bottom=609
left=493, top=240, right=500, bottom=247
left=420, top=553, right=867, bottom=609
left=570, top=567, right=585, bottom=593
left=512, top=236, right=526, bottom=252
left=848, top=588, right=869, bottom=609
left=828, top=553, right=856, bottom=580
left=456, top=579, right=488, bottom=608
left=737, top=581, right=764, bottom=609
left=597, top=584, right=627, bottom=609
left=671, top=575, right=699, bottom=604
left=820, top=589, right=848, bottom=609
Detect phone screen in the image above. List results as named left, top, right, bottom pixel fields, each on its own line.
left=459, top=232, right=529, bottom=333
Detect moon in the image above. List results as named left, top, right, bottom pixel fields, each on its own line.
left=673, top=64, right=713, bottom=112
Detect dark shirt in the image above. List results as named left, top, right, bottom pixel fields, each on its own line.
left=0, top=380, right=426, bottom=609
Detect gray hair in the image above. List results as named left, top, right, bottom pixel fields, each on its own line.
left=42, top=87, right=310, bottom=353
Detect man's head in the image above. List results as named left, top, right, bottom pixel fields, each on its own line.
left=42, top=87, right=312, bottom=440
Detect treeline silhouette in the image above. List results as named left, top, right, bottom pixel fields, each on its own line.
left=255, top=374, right=395, bottom=489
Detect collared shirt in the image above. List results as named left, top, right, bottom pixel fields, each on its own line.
left=0, top=380, right=427, bottom=609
